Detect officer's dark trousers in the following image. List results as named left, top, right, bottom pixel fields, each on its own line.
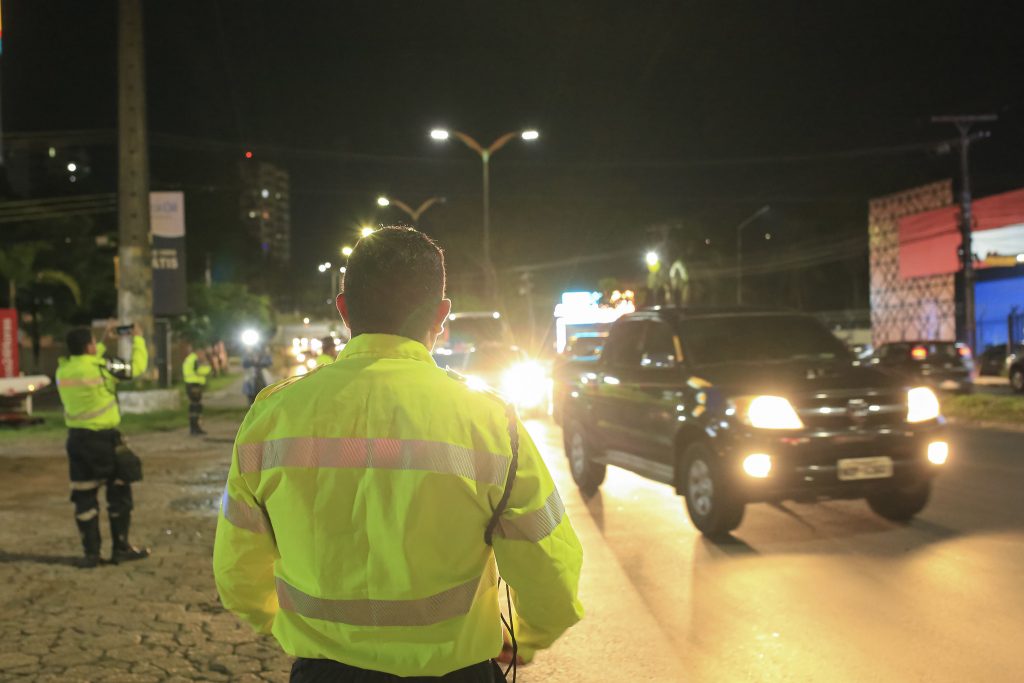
left=67, top=428, right=134, bottom=557
left=186, top=383, right=204, bottom=433
left=290, top=658, right=505, bottom=682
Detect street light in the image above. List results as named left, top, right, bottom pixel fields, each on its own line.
left=318, top=262, right=338, bottom=305
left=736, top=205, right=771, bottom=305
left=360, top=226, right=376, bottom=238
left=645, top=251, right=660, bottom=268
left=341, top=246, right=353, bottom=257
left=430, top=126, right=539, bottom=298
left=376, top=195, right=445, bottom=225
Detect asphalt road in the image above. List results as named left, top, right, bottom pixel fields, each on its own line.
left=521, top=420, right=1024, bottom=682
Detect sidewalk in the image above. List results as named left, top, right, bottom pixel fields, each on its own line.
left=0, top=418, right=293, bottom=682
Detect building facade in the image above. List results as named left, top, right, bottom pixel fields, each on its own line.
left=239, top=160, right=291, bottom=266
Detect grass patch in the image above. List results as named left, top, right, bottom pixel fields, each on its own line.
left=0, top=374, right=246, bottom=443
left=942, top=393, right=1024, bottom=426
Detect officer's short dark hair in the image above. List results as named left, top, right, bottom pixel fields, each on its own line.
left=342, top=226, right=446, bottom=339
left=67, top=328, right=94, bottom=355
left=321, top=336, right=335, bottom=350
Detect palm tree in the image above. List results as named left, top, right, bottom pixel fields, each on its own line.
left=0, top=242, right=82, bottom=368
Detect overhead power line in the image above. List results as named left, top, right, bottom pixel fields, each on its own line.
left=2, top=129, right=965, bottom=171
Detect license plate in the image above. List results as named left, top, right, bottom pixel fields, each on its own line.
left=837, top=456, right=894, bottom=481
left=940, top=380, right=959, bottom=390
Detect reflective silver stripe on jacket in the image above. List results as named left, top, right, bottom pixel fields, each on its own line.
left=221, top=489, right=271, bottom=534
left=66, top=399, right=117, bottom=422
left=275, top=574, right=481, bottom=627
left=57, top=376, right=105, bottom=388
left=496, top=488, right=564, bottom=543
left=237, top=438, right=509, bottom=486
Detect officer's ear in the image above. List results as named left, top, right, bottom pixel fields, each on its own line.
left=336, top=294, right=350, bottom=328
left=434, top=299, right=453, bottom=332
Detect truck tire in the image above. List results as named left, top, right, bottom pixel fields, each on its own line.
left=680, top=443, right=745, bottom=538
left=1011, top=367, right=1024, bottom=394
left=866, top=480, right=932, bottom=522
left=563, top=420, right=606, bottom=497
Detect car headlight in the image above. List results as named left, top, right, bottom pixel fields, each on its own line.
left=907, top=386, right=941, bottom=423
left=736, top=395, right=804, bottom=429
left=501, top=361, right=548, bottom=408
left=465, top=375, right=488, bottom=392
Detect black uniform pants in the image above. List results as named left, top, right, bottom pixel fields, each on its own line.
left=186, top=383, right=204, bottom=418
left=67, top=428, right=133, bottom=553
left=290, top=658, right=505, bottom=683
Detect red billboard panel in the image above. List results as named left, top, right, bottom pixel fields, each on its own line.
left=0, top=309, right=18, bottom=378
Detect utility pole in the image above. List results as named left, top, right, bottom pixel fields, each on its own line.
left=117, top=0, right=153, bottom=353
left=932, top=114, right=996, bottom=351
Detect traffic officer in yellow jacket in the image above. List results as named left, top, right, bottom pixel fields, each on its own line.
left=214, top=227, right=583, bottom=681
left=182, top=345, right=212, bottom=435
left=313, top=336, right=337, bottom=367
left=56, top=323, right=150, bottom=567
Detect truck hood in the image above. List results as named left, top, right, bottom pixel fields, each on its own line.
left=693, top=359, right=907, bottom=397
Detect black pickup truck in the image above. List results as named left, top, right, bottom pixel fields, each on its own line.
left=561, top=307, right=950, bottom=537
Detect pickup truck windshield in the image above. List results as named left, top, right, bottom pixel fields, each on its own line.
left=681, top=314, right=851, bottom=365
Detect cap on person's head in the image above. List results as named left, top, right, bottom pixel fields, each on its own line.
left=66, top=328, right=94, bottom=355
left=342, top=226, right=446, bottom=340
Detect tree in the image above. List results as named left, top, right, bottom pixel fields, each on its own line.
left=175, top=282, right=275, bottom=349
left=0, top=242, right=82, bottom=368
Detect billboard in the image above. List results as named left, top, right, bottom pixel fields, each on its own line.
left=150, top=192, right=187, bottom=316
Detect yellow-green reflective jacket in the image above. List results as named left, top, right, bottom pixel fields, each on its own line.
left=313, top=352, right=335, bottom=367
left=56, top=336, right=149, bottom=430
left=183, top=352, right=212, bottom=385
left=213, top=333, right=583, bottom=676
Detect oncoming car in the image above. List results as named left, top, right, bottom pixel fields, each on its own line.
left=561, top=307, right=949, bottom=537
left=437, top=344, right=549, bottom=416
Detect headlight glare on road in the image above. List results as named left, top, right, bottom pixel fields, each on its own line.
left=740, top=395, right=804, bottom=429
left=927, top=441, right=949, bottom=465
left=907, top=386, right=941, bottom=423
left=742, top=453, right=773, bottom=478
left=501, top=361, right=548, bottom=409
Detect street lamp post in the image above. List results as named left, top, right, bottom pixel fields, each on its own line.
left=735, top=205, right=771, bottom=305
left=376, top=195, right=445, bottom=226
left=430, top=128, right=539, bottom=298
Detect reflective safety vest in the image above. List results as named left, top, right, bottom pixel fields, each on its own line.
left=213, top=333, right=583, bottom=676
left=183, top=352, right=212, bottom=385
left=313, top=352, right=335, bottom=367
left=56, top=336, right=149, bottom=430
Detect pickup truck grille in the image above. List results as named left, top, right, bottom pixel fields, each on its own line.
left=794, top=389, right=906, bottom=432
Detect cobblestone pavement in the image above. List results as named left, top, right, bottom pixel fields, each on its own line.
left=0, top=418, right=294, bottom=682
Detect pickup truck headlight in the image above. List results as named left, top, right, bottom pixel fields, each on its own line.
left=737, top=395, right=804, bottom=430
left=907, top=386, right=941, bottom=423
left=501, top=361, right=548, bottom=409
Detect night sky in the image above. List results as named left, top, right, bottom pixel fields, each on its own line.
left=5, top=1, right=1024, bottom=313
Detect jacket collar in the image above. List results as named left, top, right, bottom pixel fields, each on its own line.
left=337, top=333, right=436, bottom=366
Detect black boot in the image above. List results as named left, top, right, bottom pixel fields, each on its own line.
left=189, top=415, right=207, bottom=436
left=76, top=516, right=102, bottom=569
left=109, top=511, right=150, bottom=564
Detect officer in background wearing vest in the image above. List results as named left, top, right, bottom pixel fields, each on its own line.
left=56, top=322, right=151, bottom=568
left=313, top=335, right=337, bottom=367
left=214, top=227, right=583, bottom=681
left=182, top=344, right=212, bottom=436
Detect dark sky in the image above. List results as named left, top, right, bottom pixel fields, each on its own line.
left=6, top=0, right=1024, bottom=310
